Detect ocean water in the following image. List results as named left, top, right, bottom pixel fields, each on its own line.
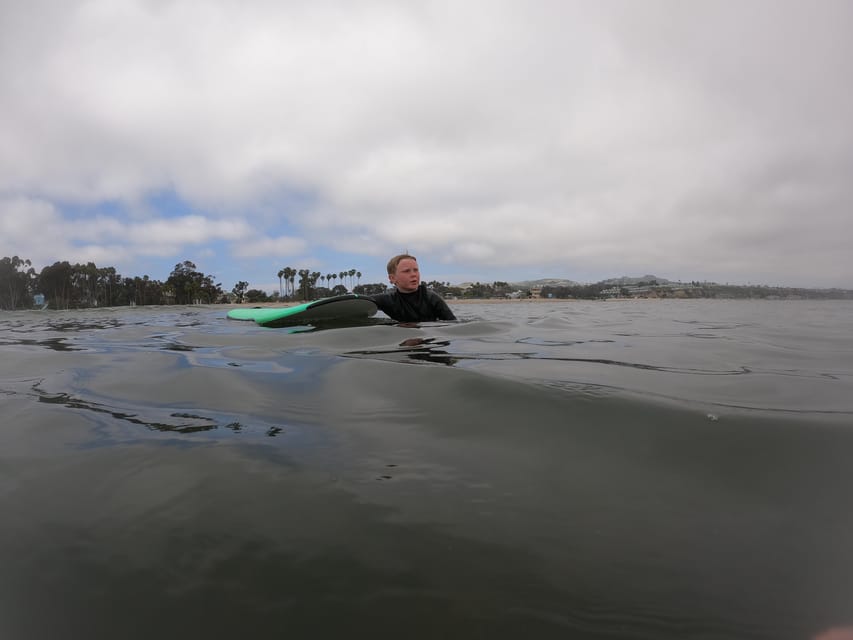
left=1, top=299, right=851, bottom=640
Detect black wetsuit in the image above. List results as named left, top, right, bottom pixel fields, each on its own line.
left=369, top=284, right=456, bottom=322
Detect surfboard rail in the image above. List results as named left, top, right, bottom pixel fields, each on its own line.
left=227, top=294, right=378, bottom=327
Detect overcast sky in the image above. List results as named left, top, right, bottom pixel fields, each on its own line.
left=2, top=0, right=851, bottom=292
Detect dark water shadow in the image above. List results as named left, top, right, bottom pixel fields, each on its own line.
left=257, top=317, right=396, bottom=331
left=0, top=336, right=85, bottom=352
left=44, top=318, right=123, bottom=332
left=343, top=337, right=459, bottom=366
left=344, top=338, right=752, bottom=376
left=32, top=387, right=286, bottom=437
left=159, top=342, right=197, bottom=352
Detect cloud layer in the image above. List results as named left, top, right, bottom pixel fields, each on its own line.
left=2, top=0, right=852, bottom=287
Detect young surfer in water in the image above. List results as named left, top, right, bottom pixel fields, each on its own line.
left=369, top=254, right=456, bottom=322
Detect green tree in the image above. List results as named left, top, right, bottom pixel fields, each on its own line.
left=467, top=282, right=493, bottom=298
left=287, top=267, right=296, bottom=298
left=354, top=283, right=387, bottom=295
left=277, top=267, right=295, bottom=299
left=245, top=288, right=269, bottom=303
left=129, top=274, right=157, bottom=305
left=0, top=256, right=36, bottom=310
left=98, top=265, right=121, bottom=306
left=297, top=269, right=311, bottom=300
left=286, top=267, right=296, bottom=299
left=166, top=261, right=222, bottom=304
left=37, top=261, right=74, bottom=309
left=425, top=280, right=450, bottom=295
left=232, top=281, right=249, bottom=303
left=492, top=281, right=511, bottom=297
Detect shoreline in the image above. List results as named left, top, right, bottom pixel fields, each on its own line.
left=227, top=297, right=633, bottom=309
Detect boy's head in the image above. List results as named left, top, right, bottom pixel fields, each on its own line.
left=387, top=254, right=420, bottom=293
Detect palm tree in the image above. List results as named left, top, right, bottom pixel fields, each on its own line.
left=356, top=271, right=362, bottom=289
left=285, top=267, right=296, bottom=298
left=298, top=269, right=310, bottom=300
left=319, top=274, right=326, bottom=292
left=277, top=268, right=285, bottom=299
left=348, top=269, right=356, bottom=290
left=339, top=271, right=346, bottom=291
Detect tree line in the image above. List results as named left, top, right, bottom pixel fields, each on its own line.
left=0, top=254, right=533, bottom=310
left=0, top=255, right=386, bottom=310
left=234, top=266, right=394, bottom=303
left=0, top=256, right=227, bottom=310
left=13, top=253, right=840, bottom=310
left=273, top=267, right=363, bottom=301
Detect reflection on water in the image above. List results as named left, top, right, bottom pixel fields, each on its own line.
left=346, top=339, right=754, bottom=375
left=0, top=336, right=84, bottom=351
left=1, top=301, right=853, bottom=639
left=28, top=377, right=294, bottom=436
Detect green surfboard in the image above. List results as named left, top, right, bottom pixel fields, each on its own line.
left=227, top=294, right=378, bottom=327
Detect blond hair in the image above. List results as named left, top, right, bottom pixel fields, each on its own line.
left=386, top=254, right=417, bottom=275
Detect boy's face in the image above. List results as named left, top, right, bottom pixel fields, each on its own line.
left=389, top=258, right=420, bottom=293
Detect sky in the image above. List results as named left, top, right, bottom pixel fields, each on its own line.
left=2, top=0, right=852, bottom=293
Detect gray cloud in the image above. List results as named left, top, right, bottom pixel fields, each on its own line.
left=1, top=0, right=851, bottom=287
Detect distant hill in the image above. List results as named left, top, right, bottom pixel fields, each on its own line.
left=597, top=275, right=673, bottom=286
left=506, top=276, right=672, bottom=289
left=449, top=276, right=852, bottom=299
left=508, top=278, right=581, bottom=289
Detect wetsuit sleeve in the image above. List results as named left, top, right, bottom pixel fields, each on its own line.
left=366, top=291, right=397, bottom=320
left=429, top=292, right=456, bottom=321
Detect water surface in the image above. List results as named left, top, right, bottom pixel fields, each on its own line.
left=1, top=300, right=852, bottom=639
